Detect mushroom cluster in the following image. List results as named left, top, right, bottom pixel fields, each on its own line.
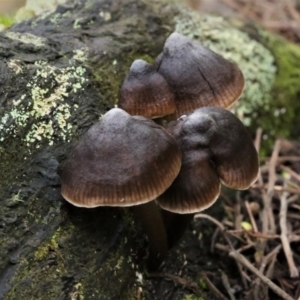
left=60, top=32, right=259, bottom=270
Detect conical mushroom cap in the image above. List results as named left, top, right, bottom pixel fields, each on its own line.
left=61, top=108, right=181, bottom=208
left=155, top=33, right=245, bottom=118
left=157, top=107, right=259, bottom=213
left=118, top=59, right=176, bottom=118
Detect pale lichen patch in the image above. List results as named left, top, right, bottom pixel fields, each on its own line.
left=0, top=56, right=87, bottom=149
left=99, top=11, right=111, bottom=22
left=72, top=48, right=89, bottom=63
left=5, top=32, right=47, bottom=48
left=7, top=59, right=23, bottom=74
left=73, top=18, right=83, bottom=29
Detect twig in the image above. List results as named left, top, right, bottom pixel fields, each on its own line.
left=253, top=244, right=282, bottom=298
left=220, top=270, right=236, bottom=300
left=288, top=213, right=300, bottom=220
left=136, top=287, right=142, bottom=300
left=286, top=0, right=300, bottom=21
left=265, top=247, right=279, bottom=281
left=210, top=227, right=220, bottom=253
left=280, top=164, right=300, bottom=183
left=288, top=194, right=300, bottom=204
left=245, top=200, right=258, bottom=232
left=234, top=192, right=243, bottom=231
left=194, top=214, right=234, bottom=248
left=255, top=140, right=280, bottom=264
left=202, top=273, right=229, bottom=300
left=280, top=189, right=299, bottom=278
left=247, top=231, right=280, bottom=239
left=215, top=243, right=230, bottom=252
left=194, top=213, right=248, bottom=289
left=229, top=250, right=294, bottom=300
left=251, top=184, right=300, bottom=195
left=260, top=244, right=282, bottom=274
left=237, top=243, right=255, bottom=253
left=265, top=139, right=281, bottom=234
left=291, top=203, right=300, bottom=210
left=260, top=156, right=300, bottom=163
left=254, top=127, right=263, bottom=152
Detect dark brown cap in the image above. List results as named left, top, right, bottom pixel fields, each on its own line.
left=155, top=33, right=245, bottom=118
left=157, top=107, right=259, bottom=213
left=60, top=108, right=181, bottom=208
left=198, top=107, right=259, bottom=189
left=118, top=59, right=176, bottom=118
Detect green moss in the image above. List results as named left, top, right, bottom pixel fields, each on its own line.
left=6, top=222, right=75, bottom=300
left=199, top=278, right=207, bottom=289
left=34, top=227, right=63, bottom=261
left=260, top=31, right=300, bottom=138
left=0, top=15, right=15, bottom=28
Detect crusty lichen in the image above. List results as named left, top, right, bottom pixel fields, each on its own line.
left=174, top=10, right=277, bottom=127
left=0, top=51, right=88, bottom=151
left=5, top=32, right=47, bottom=47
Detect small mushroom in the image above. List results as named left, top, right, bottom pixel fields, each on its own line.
left=156, top=107, right=259, bottom=246
left=155, top=32, right=245, bottom=118
left=118, top=59, right=176, bottom=119
left=60, top=108, right=181, bottom=269
left=157, top=107, right=258, bottom=213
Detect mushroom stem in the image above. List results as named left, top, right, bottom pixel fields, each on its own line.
left=132, top=201, right=168, bottom=270
left=161, top=210, right=195, bottom=248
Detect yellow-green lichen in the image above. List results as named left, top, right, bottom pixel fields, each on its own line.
left=10, top=190, right=24, bottom=203
left=0, top=52, right=88, bottom=149
left=174, top=11, right=277, bottom=127
left=198, top=278, right=207, bottom=289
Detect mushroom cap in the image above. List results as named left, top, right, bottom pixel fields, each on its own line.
left=118, top=59, right=176, bottom=118
left=157, top=107, right=259, bottom=213
left=60, top=108, right=181, bottom=208
left=155, top=32, right=245, bottom=118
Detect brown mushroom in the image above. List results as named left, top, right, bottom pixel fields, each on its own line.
left=157, top=107, right=259, bottom=246
left=60, top=108, right=182, bottom=269
left=155, top=32, right=245, bottom=118
left=118, top=59, right=176, bottom=119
